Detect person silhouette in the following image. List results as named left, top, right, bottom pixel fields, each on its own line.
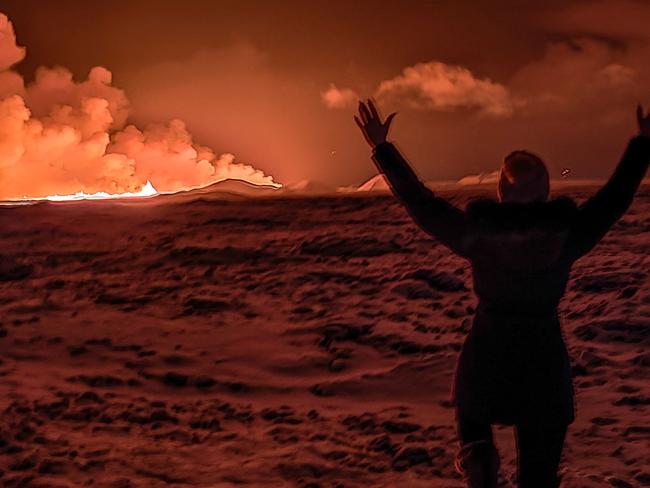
left=355, top=99, right=650, bottom=488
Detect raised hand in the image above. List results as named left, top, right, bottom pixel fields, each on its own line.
left=637, top=105, right=650, bottom=139
left=355, top=99, right=397, bottom=148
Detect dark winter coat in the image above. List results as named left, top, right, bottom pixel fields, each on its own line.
left=371, top=136, right=650, bottom=425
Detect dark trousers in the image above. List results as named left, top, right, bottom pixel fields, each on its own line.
left=457, top=412, right=567, bottom=488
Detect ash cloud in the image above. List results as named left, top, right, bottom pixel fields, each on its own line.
left=0, top=13, right=277, bottom=200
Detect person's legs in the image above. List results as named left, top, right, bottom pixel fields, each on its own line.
left=455, top=410, right=500, bottom=488
left=457, top=411, right=493, bottom=445
left=515, top=421, right=567, bottom=488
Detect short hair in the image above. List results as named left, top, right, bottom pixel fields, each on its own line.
left=497, top=150, right=550, bottom=203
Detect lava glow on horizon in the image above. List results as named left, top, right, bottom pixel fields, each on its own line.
left=26, top=181, right=159, bottom=202
left=2, top=177, right=284, bottom=203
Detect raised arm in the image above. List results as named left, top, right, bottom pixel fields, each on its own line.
left=566, top=106, right=650, bottom=259
left=355, top=100, right=471, bottom=257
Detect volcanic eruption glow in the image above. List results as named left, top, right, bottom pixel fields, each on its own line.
left=0, top=13, right=279, bottom=201
left=31, top=181, right=158, bottom=202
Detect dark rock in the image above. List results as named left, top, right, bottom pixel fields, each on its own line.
left=0, top=256, right=33, bottom=281
left=392, top=446, right=431, bottom=471
left=381, top=421, right=421, bottom=434
left=38, top=458, right=68, bottom=474
left=194, top=376, right=216, bottom=389
left=163, top=372, right=189, bottom=387
left=367, top=435, right=396, bottom=454
left=613, top=395, right=650, bottom=406
left=183, top=297, right=230, bottom=315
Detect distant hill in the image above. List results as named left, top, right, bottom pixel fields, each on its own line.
left=280, top=180, right=337, bottom=195
left=179, top=179, right=281, bottom=197
left=457, top=170, right=500, bottom=186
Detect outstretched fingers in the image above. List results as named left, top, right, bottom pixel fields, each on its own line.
left=358, top=101, right=372, bottom=124
left=354, top=98, right=393, bottom=147
left=354, top=115, right=365, bottom=131
left=367, top=99, right=396, bottom=128
left=367, top=98, right=380, bottom=121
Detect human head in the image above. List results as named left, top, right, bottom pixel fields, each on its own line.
left=497, top=150, right=550, bottom=203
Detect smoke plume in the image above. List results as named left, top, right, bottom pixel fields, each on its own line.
left=0, top=13, right=278, bottom=200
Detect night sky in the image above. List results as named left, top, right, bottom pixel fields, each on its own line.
left=3, top=0, right=650, bottom=186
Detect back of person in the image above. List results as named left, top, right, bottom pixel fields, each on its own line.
left=456, top=197, right=579, bottom=428
left=465, top=197, right=578, bottom=313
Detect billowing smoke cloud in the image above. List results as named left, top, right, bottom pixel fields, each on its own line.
left=108, top=121, right=273, bottom=193
left=0, top=13, right=277, bottom=200
left=321, top=84, right=358, bottom=109
left=322, top=61, right=516, bottom=118
left=376, top=61, right=516, bottom=118
left=0, top=14, right=24, bottom=102
left=0, top=14, right=24, bottom=71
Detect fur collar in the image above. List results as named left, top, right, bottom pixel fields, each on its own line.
left=466, top=196, right=578, bottom=232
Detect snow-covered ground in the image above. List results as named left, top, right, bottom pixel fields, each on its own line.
left=0, top=185, right=648, bottom=487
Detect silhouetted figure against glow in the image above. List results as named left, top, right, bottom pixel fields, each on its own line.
left=355, top=100, right=650, bottom=488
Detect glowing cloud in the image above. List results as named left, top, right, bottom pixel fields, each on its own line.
left=0, top=12, right=279, bottom=200
left=321, top=83, right=359, bottom=109
left=0, top=13, right=24, bottom=71
left=376, top=61, right=515, bottom=117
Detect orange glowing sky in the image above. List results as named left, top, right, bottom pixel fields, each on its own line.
left=3, top=0, right=650, bottom=189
